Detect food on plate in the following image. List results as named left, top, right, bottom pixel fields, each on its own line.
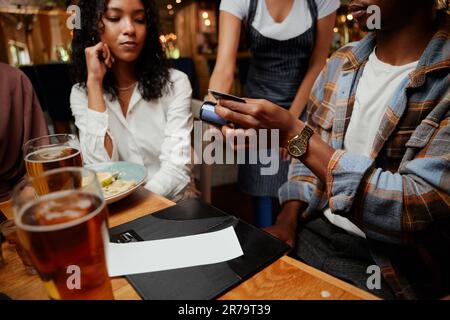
left=96, top=171, right=117, bottom=187
left=84, top=171, right=136, bottom=198
left=102, top=178, right=136, bottom=198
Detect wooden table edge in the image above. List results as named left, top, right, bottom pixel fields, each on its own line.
left=281, top=256, right=380, bottom=300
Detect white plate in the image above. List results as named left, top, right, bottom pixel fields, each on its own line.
left=85, top=161, right=147, bottom=204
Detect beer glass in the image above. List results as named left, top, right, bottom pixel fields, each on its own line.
left=0, top=219, right=37, bottom=274
left=12, top=167, right=113, bottom=300
left=23, top=134, right=83, bottom=178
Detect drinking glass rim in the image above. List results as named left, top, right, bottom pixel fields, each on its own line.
left=23, top=134, right=78, bottom=153
left=12, top=167, right=106, bottom=233
left=20, top=166, right=95, bottom=186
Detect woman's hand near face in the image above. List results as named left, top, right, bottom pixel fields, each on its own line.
left=85, top=42, right=113, bottom=114
left=215, top=99, right=304, bottom=147
left=85, top=42, right=114, bottom=84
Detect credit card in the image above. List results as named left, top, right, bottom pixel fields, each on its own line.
left=208, top=89, right=246, bottom=103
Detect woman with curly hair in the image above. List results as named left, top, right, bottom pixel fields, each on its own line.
left=70, top=0, right=193, bottom=201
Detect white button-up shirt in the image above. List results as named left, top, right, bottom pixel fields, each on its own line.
left=70, top=69, right=193, bottom=201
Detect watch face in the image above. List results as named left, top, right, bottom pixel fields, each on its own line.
left=287, top=126, right=313, bottom=158
left=287, top=141, right=305, bottom=157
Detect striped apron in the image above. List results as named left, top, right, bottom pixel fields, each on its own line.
left=239, top=0, right=318, bottom=197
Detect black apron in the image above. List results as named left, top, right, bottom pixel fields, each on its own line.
left=239, top=0, right=318, bottom=197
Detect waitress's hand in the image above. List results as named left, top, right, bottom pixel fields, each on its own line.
left=85, top=42, right=114, bottom=84
left=216, top=98, right=303, bottom=148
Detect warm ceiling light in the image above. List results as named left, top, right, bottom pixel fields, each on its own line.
left=333, top=27, right=338, bottom=33
left=347, top=14, right=353, bottom=21
left=204, top=19, right=211, bottom=26
left=167, top=4, right=173, bottom=10
left=202, top=11, right=208, bottom=19
left=169, top=10, right=174, bottom=15
left=176, top=0, right=181, bottom=3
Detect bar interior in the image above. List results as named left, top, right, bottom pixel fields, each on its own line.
left=0, top=0, right=449, bottom=302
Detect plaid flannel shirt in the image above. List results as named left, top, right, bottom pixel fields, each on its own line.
left=279, top=13, right=450, bottom=299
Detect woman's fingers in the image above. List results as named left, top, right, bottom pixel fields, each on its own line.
left=90, top=42, right=110, bottom=67
left=92, top=43, right=106, bottom=64
left=102, top=43, right=109, bottom=63
left=90, top=42, right=114, bottom=68
left=103, top=43, right=113, bottom=68
left=85, top=41, right=103, bottom=58
left=93, top=41, right=104, bottom=50
left=84, top=42, right=109, bottom=81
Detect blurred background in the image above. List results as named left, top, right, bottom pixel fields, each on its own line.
left=0, top=0, right=368, bottom=97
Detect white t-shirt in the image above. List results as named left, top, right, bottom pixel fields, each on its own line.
left=220, top=0, right=340, bottom=41
left=323, top=49, right=419, bottom=238
left=70, top=69, right=193, bottom=201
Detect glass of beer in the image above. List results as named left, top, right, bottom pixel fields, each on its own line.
left=23, top=134, right=83, bottom=178
left=12, top=167, right=114, bottom=300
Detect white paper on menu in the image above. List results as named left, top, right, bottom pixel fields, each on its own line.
left=107, top=226, right=243, bottom=277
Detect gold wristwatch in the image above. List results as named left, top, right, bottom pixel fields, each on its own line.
left=286, top=125, right=314, bottom=158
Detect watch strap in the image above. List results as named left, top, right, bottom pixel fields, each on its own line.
left=288, top=125, right=314, bottom=145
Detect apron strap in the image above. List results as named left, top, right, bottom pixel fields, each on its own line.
left=306, top=0, right=319, bottom=22
left=247, top=0, right=258, bottom=29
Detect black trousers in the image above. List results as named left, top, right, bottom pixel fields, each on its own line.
left=293, top=218, right=396, bottom=300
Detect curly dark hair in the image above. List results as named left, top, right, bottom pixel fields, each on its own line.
left=71, top=0, right=171, bottom=101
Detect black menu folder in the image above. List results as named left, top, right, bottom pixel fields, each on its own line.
left=109, top=198, right=290, bottom=300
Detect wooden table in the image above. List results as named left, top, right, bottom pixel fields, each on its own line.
left=0, top=188, right=378, bottom=300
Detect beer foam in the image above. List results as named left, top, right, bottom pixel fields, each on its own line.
left=25, top=146, right=81, bottom=163
left=42, top=208, right=85, bottom=222
left=16, top=190, right=106, bottom=233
